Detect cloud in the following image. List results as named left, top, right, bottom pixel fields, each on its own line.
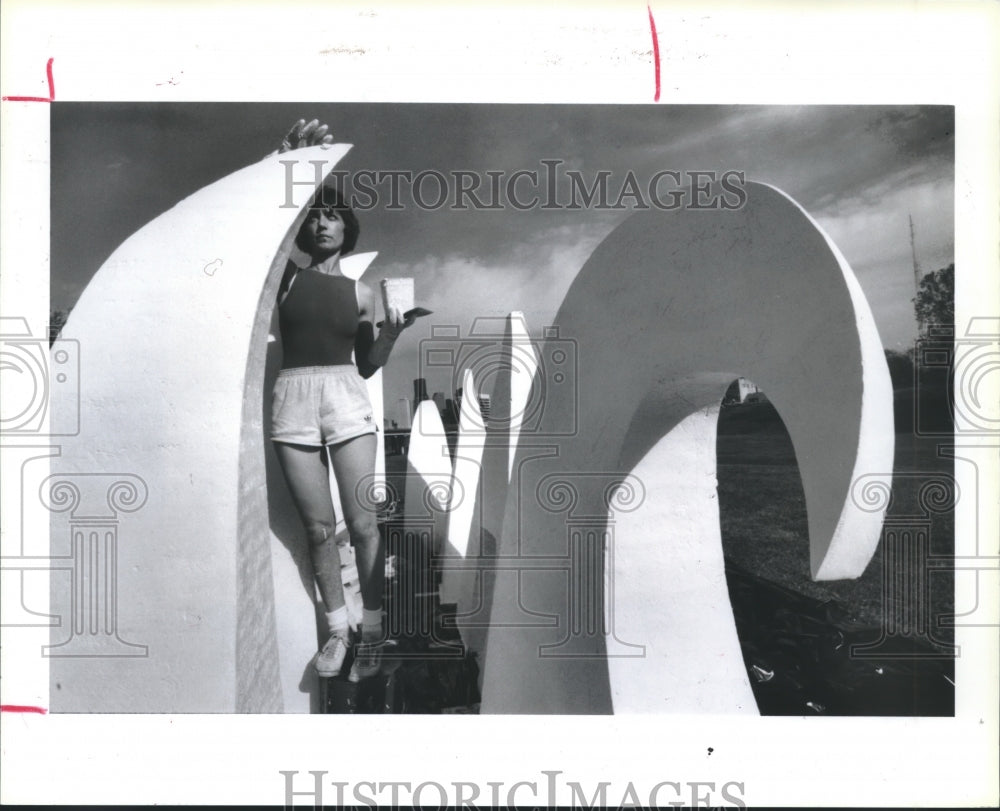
left=374, top=217, right=619, bottom=330
left=373, top=218, right=620, bottom=406
left=814, top=171, right=955, bottom=287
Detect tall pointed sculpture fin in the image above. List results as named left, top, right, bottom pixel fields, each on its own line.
left=445, top=368, right=486, bottom=559
left=489, top=311, right=539, bottom=481
left=339, top=251, right=379, bottom=281
left=438, top=369, right=486, bottom=607
left=476, top=313, right=540, bottom=546
left=443, top=314, right=541, bottom=674
left=404, top=400, right=452, bottom=551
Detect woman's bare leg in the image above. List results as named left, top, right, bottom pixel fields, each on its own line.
left=327, top=432, right=383, bottom=615
left=273, top=441, right=345, bottom=613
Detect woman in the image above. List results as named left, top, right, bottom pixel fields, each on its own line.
left=272, top=119, right=414, bottom=681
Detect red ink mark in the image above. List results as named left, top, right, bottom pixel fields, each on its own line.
left=647, top=5, right=661, bottom=102
left=2, top=57, right=55, bottom=102
left=0, top=704, right=48, bottom=714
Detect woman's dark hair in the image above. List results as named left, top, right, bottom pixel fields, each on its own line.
left=295, top=184, right=360, bottom=256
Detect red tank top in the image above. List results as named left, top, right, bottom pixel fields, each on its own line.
left=278, top=270, right=360, bottom=369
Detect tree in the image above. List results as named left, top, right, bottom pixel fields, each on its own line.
left=913, top=263, right=954, bottom=335
left=910, top=264, right=954, bottom=433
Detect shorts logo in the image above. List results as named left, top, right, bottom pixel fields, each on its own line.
left=364, top=414, right=372, bottom=422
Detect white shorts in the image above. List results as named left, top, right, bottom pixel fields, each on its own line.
left=270, top=365, right=376, bottom=447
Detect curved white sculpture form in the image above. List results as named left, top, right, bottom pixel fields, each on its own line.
left=439, top=368, right=485, bottom=607
left=480, top=181, right=894, bottom=713
left=607, top=406, right=758, bottom=713
left=445, top=314, right=540, bottom=673
left=50, top=146, right=357, bottom=712
left=405, top=400, right=452, bottom=552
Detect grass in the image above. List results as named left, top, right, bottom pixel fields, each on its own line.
left=717, top=401, right=955, bottom=651
left=716, top=400, right=955, bottom=714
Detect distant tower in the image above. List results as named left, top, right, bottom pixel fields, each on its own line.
left=478, top=393, right=491, bottom=422
left=413, top=378, right=428, bottom=404
left=910, top=214, right=923, bottom=335
left=397, top=397, right=412, bottom=430
left=432, top=391, right=446, bottom=411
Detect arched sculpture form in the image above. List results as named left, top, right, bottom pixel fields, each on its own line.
left=480, top=181, right=894, bottom=714
left=50, top=146, right=356, bottom=712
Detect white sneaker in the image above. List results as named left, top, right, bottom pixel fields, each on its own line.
left=315, top=633, right=350, bottom=677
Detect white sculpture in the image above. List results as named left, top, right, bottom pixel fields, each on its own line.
left=50, top=146, right=361, bottom=712
left=475, top=181, right=893, bottom=713
left=51, top=157, right=891, bottom=715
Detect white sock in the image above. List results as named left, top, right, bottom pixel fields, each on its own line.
left=325, top=606, right=349, bottom=637
left=362, top=607, right=383, bottom=638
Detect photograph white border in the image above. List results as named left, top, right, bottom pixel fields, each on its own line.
left=1, top=1, right=997, bottom=806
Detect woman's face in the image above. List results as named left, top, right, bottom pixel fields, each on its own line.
left=301, top=206, right=345, bottom=256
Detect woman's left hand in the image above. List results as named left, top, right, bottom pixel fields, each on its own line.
left=279, top=119, right=335, bottom=153
left=382, top=305, right=417, bottom=340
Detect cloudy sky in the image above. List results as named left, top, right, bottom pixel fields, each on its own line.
left=52, top=104, right=953, bottom=410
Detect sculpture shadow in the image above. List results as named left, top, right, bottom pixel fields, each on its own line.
left=263, top=307, right=327, bottom=713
